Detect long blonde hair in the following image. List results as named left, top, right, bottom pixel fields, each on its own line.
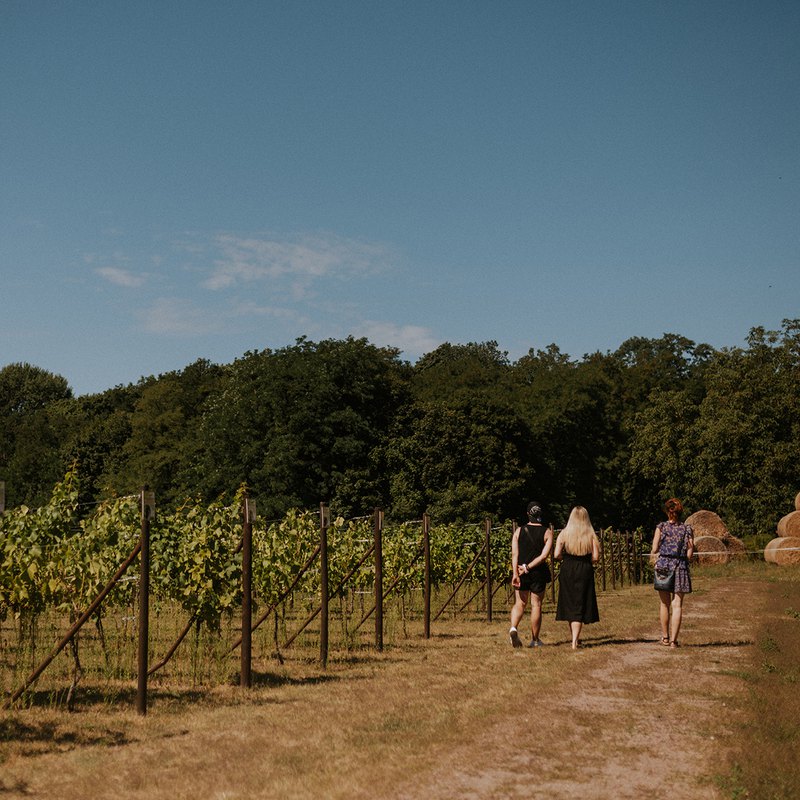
left=557, top=506, right=597, bottom=556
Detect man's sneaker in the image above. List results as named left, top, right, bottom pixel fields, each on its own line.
left=528, top=639, right=543, bottom=648
left=509, top=628, right=522, bottom=648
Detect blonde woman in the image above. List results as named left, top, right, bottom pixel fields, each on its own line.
left=554, top=506, right=600, bottom=649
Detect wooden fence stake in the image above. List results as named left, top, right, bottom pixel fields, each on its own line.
left=374, top=508, right=384, bottom=651
left=549, top=523, right=557, bottom=605
left=136, top=487, right=154, bottom=716
left=423, top=513, right=431, bottom=639
left=319, top=503, right=329, bottom=668
left=625, top=530, right=632, bottom=586
left=600, top=529, right=607, bottom=591
left=485, top=518, right=492, bottom=622
left=240, top=496, right=255, bottom=688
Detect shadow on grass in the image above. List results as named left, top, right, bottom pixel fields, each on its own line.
left=4, top=653, right=396, bottom=713
left=5, top=683, right=208, bottom=712
left=0, top=714, right=131, bottom=748
left=247, top=671, right=339, bottom=689
left=541, top=636, right=655, bottom=648
left=0, top=777, right=30, bottom=795
left=680, top=639, right=754, bottom=648
left=545, top=635, right=754, bottom=649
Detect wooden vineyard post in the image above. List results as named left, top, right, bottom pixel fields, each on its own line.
left=320, top=503, right=330, bottom=668
left=549, top=523, right=556, bottom=604
left=374, top=508, right=384, bottom=651
left=610, top=531, right=618, bottom=590
left=624, top=530, right=632, bottom=586
left=485, top=518, right=492, bottom=622
left=599, top=529, right=607, bottom=592
left=634, top=530, right=643, bottom=583
left=423, top=513, right=431, bottom=639
left=639, top=529, right=646, bottom=583
left=241, top=495, right=256, bottom=688
left=137, top=487, right=154, bottom=716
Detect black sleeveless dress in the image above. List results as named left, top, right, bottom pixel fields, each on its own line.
left=555, top=552, right=600, bottom=624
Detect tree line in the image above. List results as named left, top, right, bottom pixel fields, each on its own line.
left=1, top=320, right=798, bottom=536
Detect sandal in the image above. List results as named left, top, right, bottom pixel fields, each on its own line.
left=669, top=640, right=679, bottom=648
left=660, top=637, right=670, bottom=646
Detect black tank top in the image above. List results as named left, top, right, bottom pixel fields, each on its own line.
left=518, top=523, right=547, bottom=564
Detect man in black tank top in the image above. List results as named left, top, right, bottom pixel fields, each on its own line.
left=509, top=501, right=554, bottom=648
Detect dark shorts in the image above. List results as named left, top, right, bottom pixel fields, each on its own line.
left=517, top=568, right=550, bottom=595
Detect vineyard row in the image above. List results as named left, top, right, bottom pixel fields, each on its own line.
left=0, top=468, right=650, bottom=712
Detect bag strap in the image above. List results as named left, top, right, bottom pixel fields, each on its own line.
left=678, top=524, right=690, bottom=561
left=658, top=522, right=690, bottom=561
left=685, top=524, right=693, bottom=553
left=521, top=523, right=537, bottom=550
left=521, top=523, right=548, bottom=566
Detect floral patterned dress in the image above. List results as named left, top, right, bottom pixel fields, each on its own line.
left=655, top=521, right=693, bottom=594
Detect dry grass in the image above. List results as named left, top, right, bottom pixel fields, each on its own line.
left=715, top=563, right=800, bottom=799
left=0, top=615, right=558, bottom=798
left=0, top=580, right=649, bottom=799
left=0, top=566, right=789, bottom=799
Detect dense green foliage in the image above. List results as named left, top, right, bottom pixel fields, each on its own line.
left=1, top=322, right=798, bottom=534
left=0, top=470, right=506, bottom=627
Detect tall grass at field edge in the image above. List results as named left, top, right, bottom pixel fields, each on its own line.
left=715, top=565, right=800, bottom=799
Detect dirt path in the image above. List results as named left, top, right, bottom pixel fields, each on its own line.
left=393, top=580, right=757, bottom=799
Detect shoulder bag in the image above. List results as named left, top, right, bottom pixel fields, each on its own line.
left=653, top=525, right=688, bottom=592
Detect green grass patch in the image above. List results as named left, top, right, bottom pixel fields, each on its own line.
left=716, top=565, right=800, bottom=799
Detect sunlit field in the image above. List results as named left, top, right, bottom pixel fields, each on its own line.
left=2, top=562, right=798, bottom=799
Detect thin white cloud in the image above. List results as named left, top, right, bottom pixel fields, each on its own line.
left=139, top=298, right=222, bottom=336
left=96, top=266, right=145, bottom=288
left=354, top=320, right=440, bottom=359
left=232, top=300, right=307, bottom=323
left=203, top=233, right=391, bottom=291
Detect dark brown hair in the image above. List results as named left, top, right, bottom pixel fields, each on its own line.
left=664, top=498, right=683, bottom=522
left=526, top=500, right=543, bottom=522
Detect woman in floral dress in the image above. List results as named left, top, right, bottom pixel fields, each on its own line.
left=650, top=498, right=695, bottom=648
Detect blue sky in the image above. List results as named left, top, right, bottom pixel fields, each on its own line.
left=2, top=1, right=798, bottom=396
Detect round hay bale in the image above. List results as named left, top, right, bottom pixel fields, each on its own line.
left=796, top=491, right=800, bottom=512
left=685, top=510, right=729, bottom=541
left=777, top=511, right=800, bottom=537
left=725, top=536, right=748, bottom=560
left=764, top=537, right=800, bottom=566
left=764, top=538, right=784, bottom=563
left=693, top=535, right=730, bottom=565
